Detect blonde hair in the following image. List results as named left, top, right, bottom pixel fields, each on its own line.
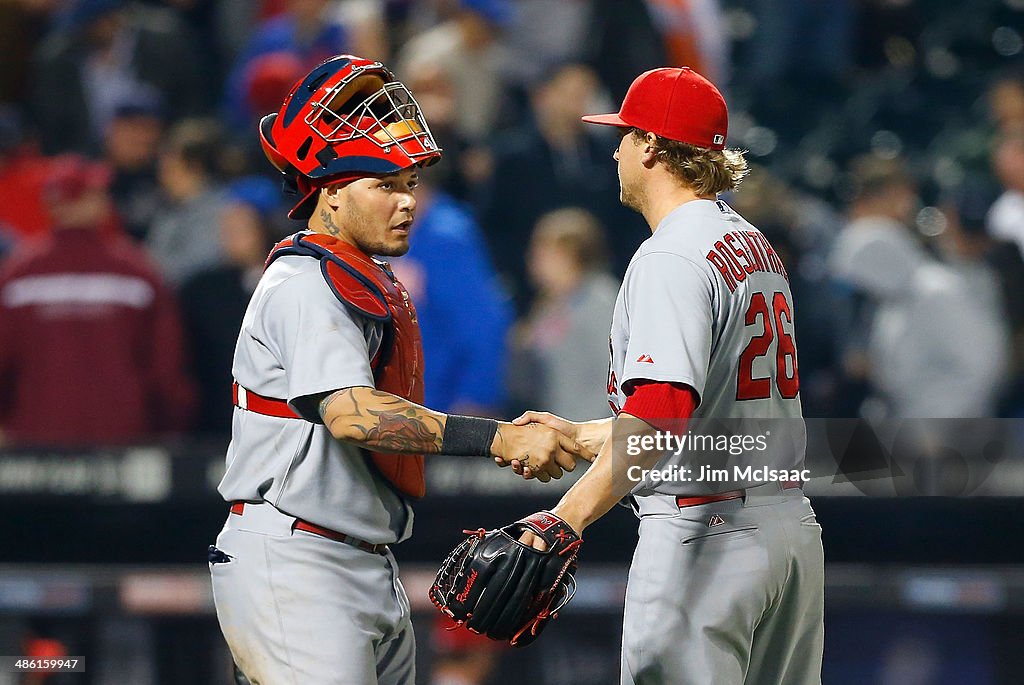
left=532, top=207, right=608, bottom=271
left=630, top=129, right=749, bottom=195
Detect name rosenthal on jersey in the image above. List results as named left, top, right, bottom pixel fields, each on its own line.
left=704, top=227, right=789, bottom=293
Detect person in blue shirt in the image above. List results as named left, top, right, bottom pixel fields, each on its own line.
left=391, top=182, right=512, bottom=416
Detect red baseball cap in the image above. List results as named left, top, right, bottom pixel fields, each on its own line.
left=581, top=67, right=728, bottom=150
left=244, top=51, right=305, bottom=116
left=44, top=154, right=112, bottom=203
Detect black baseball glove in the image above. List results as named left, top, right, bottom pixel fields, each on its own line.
left=429, top=511, right=582, bottom=647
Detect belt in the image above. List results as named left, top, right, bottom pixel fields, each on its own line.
left=232, top=382, right=301, bottom=419
left=675, top=481, right=802, bottom=508
left=229, top=502, right=388, bottom=555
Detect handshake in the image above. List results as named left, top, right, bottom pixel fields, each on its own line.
left=489, top=411, right=609, bottom=482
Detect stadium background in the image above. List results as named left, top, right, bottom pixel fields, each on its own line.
left=2, top=0, right=1024, bottom=682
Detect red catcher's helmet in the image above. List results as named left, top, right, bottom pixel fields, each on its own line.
left=259, top=54, right=442, bottom=219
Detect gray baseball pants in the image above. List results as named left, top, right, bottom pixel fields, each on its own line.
left=210, top=502, right=415, bottom=685
left=622, top=484, right=824, bottom=685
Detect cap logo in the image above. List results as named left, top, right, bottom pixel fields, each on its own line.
left=713, top=134, right=725, bottom=146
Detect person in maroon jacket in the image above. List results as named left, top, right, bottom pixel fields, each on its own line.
left=0, top=154, right=195, bottom=447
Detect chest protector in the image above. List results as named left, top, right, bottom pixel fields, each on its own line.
left=266, top=232, right=426, bottom=499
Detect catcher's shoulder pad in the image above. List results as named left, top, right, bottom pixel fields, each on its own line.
left=267, top=233, right=392, bottom=321
left=320, top=258, right=391, bottom=321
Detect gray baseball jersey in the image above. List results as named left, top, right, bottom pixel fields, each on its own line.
left=610, top=199, right=824, bottom=685
left=607, top=199, right=806, bottom=494
left=217, top=251, right=413, bottom=544
left=211, top=246, right=417, bottom=685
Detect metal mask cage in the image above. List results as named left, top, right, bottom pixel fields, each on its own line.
left=304, top=66, right=439, bottom=162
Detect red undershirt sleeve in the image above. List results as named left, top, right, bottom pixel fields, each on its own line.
left=621, top=380, right=699, bottom=433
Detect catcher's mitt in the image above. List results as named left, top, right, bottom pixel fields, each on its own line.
left=429, top=511, right=582, bottom=647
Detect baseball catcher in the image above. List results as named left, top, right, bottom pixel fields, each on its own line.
left=430, top=511, right=582, bottom=647
left=208, top=53, right=592, bottom=684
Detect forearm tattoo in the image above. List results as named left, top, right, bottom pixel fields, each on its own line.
left=320, top=389, right=444, bottom=453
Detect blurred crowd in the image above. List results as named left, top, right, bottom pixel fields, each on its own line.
left=0, top=0, right=1022, bottom=449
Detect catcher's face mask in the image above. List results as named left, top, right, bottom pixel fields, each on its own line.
left=259, top=54, right=442, bottom=217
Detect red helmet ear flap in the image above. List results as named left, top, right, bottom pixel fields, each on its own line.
left=259, top=113, right=291, bottom=173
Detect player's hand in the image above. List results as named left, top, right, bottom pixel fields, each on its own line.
left=513, top=410, right=578, bottom=437
left=513, top=411, right=607, bottom=462
left=518, top=529, right=548, bottom=551
left=512, top=427, right=598, bottom=481
left=490, top=423, right=587, bottom=482
left=518, top=508, right=583, bottom=550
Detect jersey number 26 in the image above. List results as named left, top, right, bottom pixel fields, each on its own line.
left=736, top=291, right=799, bottom=401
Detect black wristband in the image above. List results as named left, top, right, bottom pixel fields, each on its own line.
left=442, top=415, right=500, bottom=457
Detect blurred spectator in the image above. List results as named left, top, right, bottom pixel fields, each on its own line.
left=333, top=0, right=388, bottom=60
left=223, top=0, right=387, bottom=128
left=734, top=0, right=855, bottom=139
left=728, top=166, right=844, bottom=416
left=0, top=106, right=52, bottom=245
left=988, top=71, right=1024, bottom=134
left=146, top=118, right=229, bottom=286
left=227, top=49, right=308, bottom=171
left=396, top=0, right=512, bottom=143
left=942, top=181, right=1024, bottom=416
left=494, top=0, right=666, bottom=102
left=744, top=0, right=854, bottom=90
left=829, top=156, right=921, bottom=416
left=583, top=0, right=667, bottom=100
left=0, top=155, right=194, bottom=447
left=643, top=0, right=728, bottom=85
left=0, top=0, right=54, bottom=104
left=987, top=130, right=1024, bottom=258
left=163, top=0, right=262, bottom=96
left=401, top=60, right=478, bottom=200
left=29, top=0, right=207, bottom=154
left=499, top=0, right=593, bottom=87
left=726, top=164, right=844, bottom=275
left=211, top=0, right=264, bottom=71
left=241, top=50, right=307, bottom=123
left=180, top=177, right=282, bottom=438
left=477, top=63, right=645, bottom=309
left=831, top=156, right=1008, bottom=418
left=390, top=179, right=512, bottom=416
left=508, top=208, right=618, bottom=421
left=104, top=94, right=165, bottom=241
left=851, top=0, right=917, bottom=72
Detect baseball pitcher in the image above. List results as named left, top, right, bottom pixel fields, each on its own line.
left=433, top=67, right=824, bottom=685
